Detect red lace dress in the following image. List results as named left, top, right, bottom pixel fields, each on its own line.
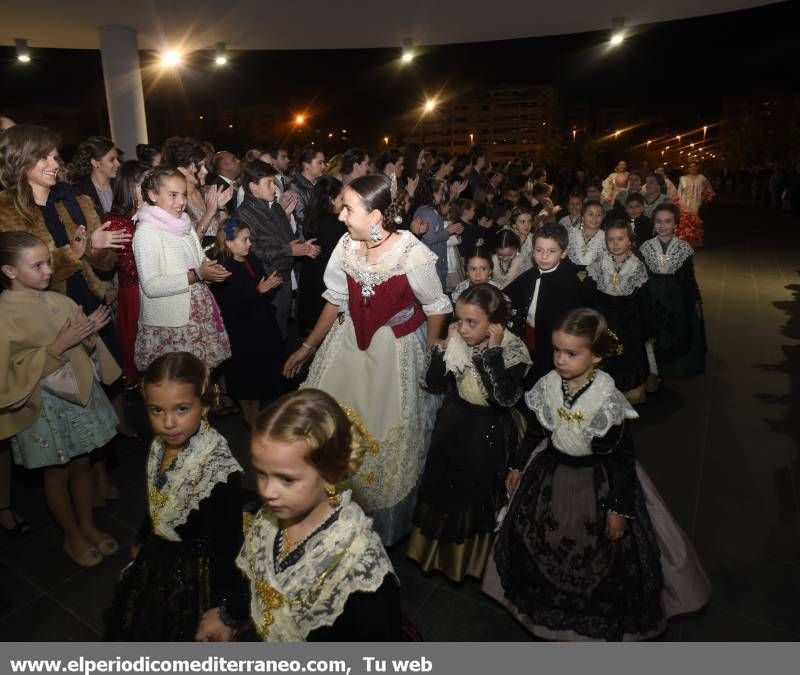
left=301, top=230, right=452, bottom=546
left=106, top=212, right=139, bottom=383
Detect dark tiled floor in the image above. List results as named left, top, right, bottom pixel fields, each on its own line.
left=1, top=198, right=799, bottom=640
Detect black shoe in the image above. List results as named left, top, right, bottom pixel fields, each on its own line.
left=0, top=506, right=31, bottom=539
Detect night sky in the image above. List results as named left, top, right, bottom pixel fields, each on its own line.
left=2, top=1, right=798, bottom=145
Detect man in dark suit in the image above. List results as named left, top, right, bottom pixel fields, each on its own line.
left=213, top=150, right=241, bottom=216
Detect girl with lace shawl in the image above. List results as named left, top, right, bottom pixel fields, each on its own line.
left=586, top=220, right=651, bottom=404
left=408, top=284, right=531, bottom=582
left=482, top=309, right=710, bottom=641
left=566, top=200, right=607, bottom=272
left=639, top=204, right=706, bottom=378
left=197, top=389, right=401, bottom=642
left=492, top=229, right=529, bottom=289
left=104, top=352, right=243, bottom=640
left=283, top=175, right=451, bottom=546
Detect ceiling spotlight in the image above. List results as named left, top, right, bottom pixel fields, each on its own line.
left=295, top=115, right=305, bottom=125
left=15, top=38, right=31, bottom=63
left=424, top=99, right=437, bottom=113
left=610, top=17, right=625, bottom=46
left=161, top=50, right=182, bottom=67
left=401, top=38, right=415, bottom=63
left=214, top=42, right=228, bottom=66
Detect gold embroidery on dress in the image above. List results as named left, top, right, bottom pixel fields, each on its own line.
left=254, top=580, right=286, bottom=637
left=557, top=407, right=585, bottom=424
left=339, top=405, right=379, bottom=456
left=242, top=512, right=255, bottom=536
left=148, top=488, right=169, bottom=527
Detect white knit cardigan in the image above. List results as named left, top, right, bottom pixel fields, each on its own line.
left=133, top=221, right=206, bottom=327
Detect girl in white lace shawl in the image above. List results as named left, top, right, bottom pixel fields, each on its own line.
left=197, top=389, right=401, bottom=642
left=483, top=309, right=710, bottom=641
left=105, top=352, right=243, bottom=641
left=586, top=219, right=650, bottom=404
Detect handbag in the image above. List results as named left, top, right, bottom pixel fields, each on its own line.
left=40, top=361, right=84, bottom=405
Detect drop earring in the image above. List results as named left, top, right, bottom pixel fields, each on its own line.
left=369, top=222, right=383, bottom=242
left=326, top=483, right=341, bottom=508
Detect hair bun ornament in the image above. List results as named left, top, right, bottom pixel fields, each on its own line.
left=394, top=214, right=403, bottom=225
left=339, top=404, right=379, bottom=458
left=223, top=218, right=240, bottom=240
left=606, top=329, right=624, bottom=356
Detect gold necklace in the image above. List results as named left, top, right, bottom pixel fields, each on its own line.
left=278, top=529, right=299, bottom=559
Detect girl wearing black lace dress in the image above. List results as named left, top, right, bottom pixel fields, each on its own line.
left=482, top=309, right=710, bottom=641
left=407, top=284, right=531, bottom=582
left=104, top=352, right=243, bottom=640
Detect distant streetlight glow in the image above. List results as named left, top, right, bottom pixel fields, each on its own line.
left=295, top=115, right=305, bottom=125
left=214, top=42, right=228, bottom=66
left=402, top=52, right=414, bottom=63
left=572, top=129, right=577, bottom=141
left=401, top=38, right=414, bottom=64
left=609, top=16, right=626, bottom=47
left=215, top=56, right=227, bottom=66
left=469, top=133, right=475, bottom=145
left=328, top=132, right=334, bottom=139
left=703, top=125, right=708, bottom=140
left=161, top=50, right=182, bottom=67
left=16, top=39, right=31, bottom=63
left=383, top=136, right=390, bottom=145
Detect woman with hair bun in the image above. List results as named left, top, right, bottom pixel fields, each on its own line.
left=283, top=174, right=452, bottom=546
left=197, top=388, right=401, bottom=642
left=68, top=135, right=121, bottom=218
left=483, top=307, right=710, bottom=641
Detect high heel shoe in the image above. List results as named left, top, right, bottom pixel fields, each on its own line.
left=0, top=506, right=31, bottom=539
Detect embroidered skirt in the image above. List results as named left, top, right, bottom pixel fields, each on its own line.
left=483, top=445, right=711, bottom=641
left=104, top=535, right=212, bottom=641
left=11, top=384, right=118, bottom=469
left=407, top=396, right=514, bottom=582
left=135, top=284, right=231, bottom=372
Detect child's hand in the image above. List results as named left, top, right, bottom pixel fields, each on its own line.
left=487, top=323, right=504, bottom=347
left=505, top=469, right=522, bottom=494
left=606, top=512, right=626, bottom=541
left=50, top=312, right=96, bottom=355
left=447, top=222, right=464, bottom=235
left=195, top=607, right=235, bottom=642
left=257, top=272, right=283, bottom=294
left=410, top=217, right=428, bottom=236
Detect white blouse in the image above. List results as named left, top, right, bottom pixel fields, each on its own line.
left=321, top=230, right=452, bottom=316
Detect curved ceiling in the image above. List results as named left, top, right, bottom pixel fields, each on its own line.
left=1, top=0, right=781, bottom=51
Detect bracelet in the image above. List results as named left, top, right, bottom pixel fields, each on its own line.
left=301, top=341, right=315, bottom=352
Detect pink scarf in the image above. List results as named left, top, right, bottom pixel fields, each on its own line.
left=138, top=204, right=193, bottom=236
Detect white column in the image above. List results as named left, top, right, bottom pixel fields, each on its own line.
left=98, top=25, right=148, bottom=158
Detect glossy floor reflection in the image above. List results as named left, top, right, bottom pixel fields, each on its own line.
left=1, top=198, right=798, bottom=640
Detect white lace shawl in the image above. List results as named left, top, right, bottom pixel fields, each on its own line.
left=236, top=491, right=396, bottom=641
left=587, top=253, right=648, bottom=296
left=567, top=227, right=606, bottom=266
left=442, top=331, right=532, bottom=407
left=146, top=426, right=243, bottom=541
left=525, top=370, right=638, bottom=457
left=321, top=230, right=452, bottom=315
left=492, top=252, right=529, bottom=289
left=450, top=278, right=501, bottom=303
left=639, top=237, right=694, bottom=275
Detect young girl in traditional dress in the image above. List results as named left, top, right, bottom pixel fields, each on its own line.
left=639, top=203, right=706, bottom=377
left=0, top=232, right=120, bottom=567
left=510, top=205, right=535, bottom=267
left=450, top=246, right=501, bottom=303
left=587, top=220, right=650, bottom=404
left=492, top=229, right=526, bottom=289
left=196, top=388, right=401, bottom=642
left=212, top=219, right=285, bottom=426
left=133, top=167, right=232, bottom=372
left=558, top=193, right=584, bottom=230
left=483, top=308, right=711, bottom=641
left=407, top=284, right=531, bottom=582
left=283, top=175, right=451, bottom=546
left=567, top=200, right=607, bottom=272
left=105, top=352, right=243, bottom=640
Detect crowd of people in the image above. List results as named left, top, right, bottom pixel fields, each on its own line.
left=0, top=118, right=715, bottom=641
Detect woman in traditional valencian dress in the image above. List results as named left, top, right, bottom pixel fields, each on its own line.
left=676, top=161, right=714, bottom=249
left=601, top=160, right=630, bottom=206
left=283, top=175, right=451, bottom=546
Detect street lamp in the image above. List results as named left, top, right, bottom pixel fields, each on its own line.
left=703, top=126, right=708, bottom=141
left=15, top=39, right=31, bottom=63
left=424, top=99, right=437, bottom=113
left=610, top=17, right=626, bottom=46
left=572, top=129, right=577, bottom=142
left=295, top=115, right=305, bottom=125
left=401, top=38, right=415, bottom=63
left=383, top=136, right=390, bottom=146
left=214, top=42, right=228, bottom=66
